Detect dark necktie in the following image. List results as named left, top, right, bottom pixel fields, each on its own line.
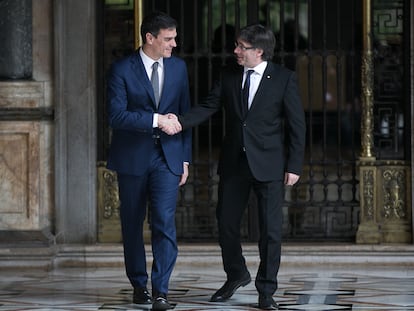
left=242, top=70, right=254, bottom=116
left=151, top=62, right=160, bottom=108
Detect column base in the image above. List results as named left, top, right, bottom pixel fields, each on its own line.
left=356, top=224, right=382, bottom=244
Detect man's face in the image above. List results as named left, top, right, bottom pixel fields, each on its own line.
left=146, top=28, right=177, bottom=59
left=234, top=39, right=263, bottom=68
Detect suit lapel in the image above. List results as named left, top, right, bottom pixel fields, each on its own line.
left=234, top=67, right=244, bottom=118
left=249, top=63, right=273, bottom=113
left=130, top=52, right=157, bottom=109
left=161, top=59, right=174, bottom=109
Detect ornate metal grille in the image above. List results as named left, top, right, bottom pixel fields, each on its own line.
left=99, top=0, right=410, bottom=242
left=277, top=0, right=362, bottom=241
left=372, top=0, right=408, bottom=159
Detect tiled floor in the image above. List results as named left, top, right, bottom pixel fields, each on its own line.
left=1, top=263, right=414, bottom=310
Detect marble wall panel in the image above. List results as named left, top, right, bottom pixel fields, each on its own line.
left=0, top=122, right=40, bottom=229
left=0, top=82, right=44, bottom=108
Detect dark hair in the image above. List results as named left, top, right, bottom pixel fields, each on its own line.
left=237, top=24, right=275, bottom=61
left=140, top=11, right=177, bottom=43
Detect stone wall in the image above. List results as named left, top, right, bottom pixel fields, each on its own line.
left=0, top=0, right=98, bottom=244
left=0, top=83, right=53, bottom=232
left=0, top=0, right=54, bottom=243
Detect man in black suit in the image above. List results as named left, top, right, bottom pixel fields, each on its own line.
left=164, top=24, right=306, bottom=310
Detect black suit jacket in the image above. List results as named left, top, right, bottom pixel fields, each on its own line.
left=179, top=62, right=306, bottom=182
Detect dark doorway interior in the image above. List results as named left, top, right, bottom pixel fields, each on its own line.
left=98, top=0, right=410, bottom=242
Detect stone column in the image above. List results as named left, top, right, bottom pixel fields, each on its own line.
left=356, top=0, right=380, bottom=244
left=54, top=0, right=97, bottom=243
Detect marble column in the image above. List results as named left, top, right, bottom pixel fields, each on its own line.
left=54, top=0, right=97, bottom=243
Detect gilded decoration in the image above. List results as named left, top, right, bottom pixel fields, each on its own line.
left=97, top=163, right=122, bottom=242
left=360, top=52, right=374, bottom=159
left=382, top=169, right=406, bottom=220
left=362, top=169, right=374, bottom=220
left=360, top=0, right=374, bottom=160
left=97, top=162, right=151, bottom=243
left=357, top=161, right=411, bottom=243
left=102, top=169, right=120, bottom=219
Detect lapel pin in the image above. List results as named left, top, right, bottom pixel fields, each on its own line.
left=266, top=75, right=271, bottom=79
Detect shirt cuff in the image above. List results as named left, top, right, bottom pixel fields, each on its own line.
left=153, top=113, right=159, bottom=128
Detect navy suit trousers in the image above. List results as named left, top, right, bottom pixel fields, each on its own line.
left=117, top=143, right=180, bottom=294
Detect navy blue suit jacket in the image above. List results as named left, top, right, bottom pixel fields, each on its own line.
left=106, top=51, right=192, bottom=176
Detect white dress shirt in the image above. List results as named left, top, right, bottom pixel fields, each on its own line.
left=139, top=48, right=164, bottom=127
left=243, top=61, right=268, bottom=109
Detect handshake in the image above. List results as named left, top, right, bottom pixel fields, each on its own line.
left=158, top=113, right=182, bottom=135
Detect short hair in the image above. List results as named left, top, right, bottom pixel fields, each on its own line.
left=140, top=11, right=177, bottom=43
left=237, top=24, right=276, bottom=61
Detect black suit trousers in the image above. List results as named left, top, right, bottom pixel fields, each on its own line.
left=216, top=152, right=284, bottom=296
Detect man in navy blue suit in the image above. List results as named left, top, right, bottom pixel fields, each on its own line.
left=106, top=11, right=191, bottom=310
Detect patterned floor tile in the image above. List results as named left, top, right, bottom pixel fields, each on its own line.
left=0, top=266, right=413, bottom=310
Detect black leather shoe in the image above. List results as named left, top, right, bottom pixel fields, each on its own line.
left=258, top=295, right=279, bottom=310
left=152, top=293, right=172, bottom=310
left=210, top=272, right=251, bottom=302
left=133, top=287, right=152, bottom=304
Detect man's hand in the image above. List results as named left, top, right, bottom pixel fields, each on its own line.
left=158, top=113, right=182, bottom=135
left=284, top=172, right=300, bottom=186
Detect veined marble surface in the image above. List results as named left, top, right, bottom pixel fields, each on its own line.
left=0, top=248, right=413, bottom=310
left=0, top=267, right=413, bottom=310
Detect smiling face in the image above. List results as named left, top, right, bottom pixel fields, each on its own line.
left=144, top=27, right=177, bottom=60
left=234, top=39, right=264, bottom=68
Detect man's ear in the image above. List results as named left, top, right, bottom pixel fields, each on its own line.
left=146, top=32, right=154, bottom=44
